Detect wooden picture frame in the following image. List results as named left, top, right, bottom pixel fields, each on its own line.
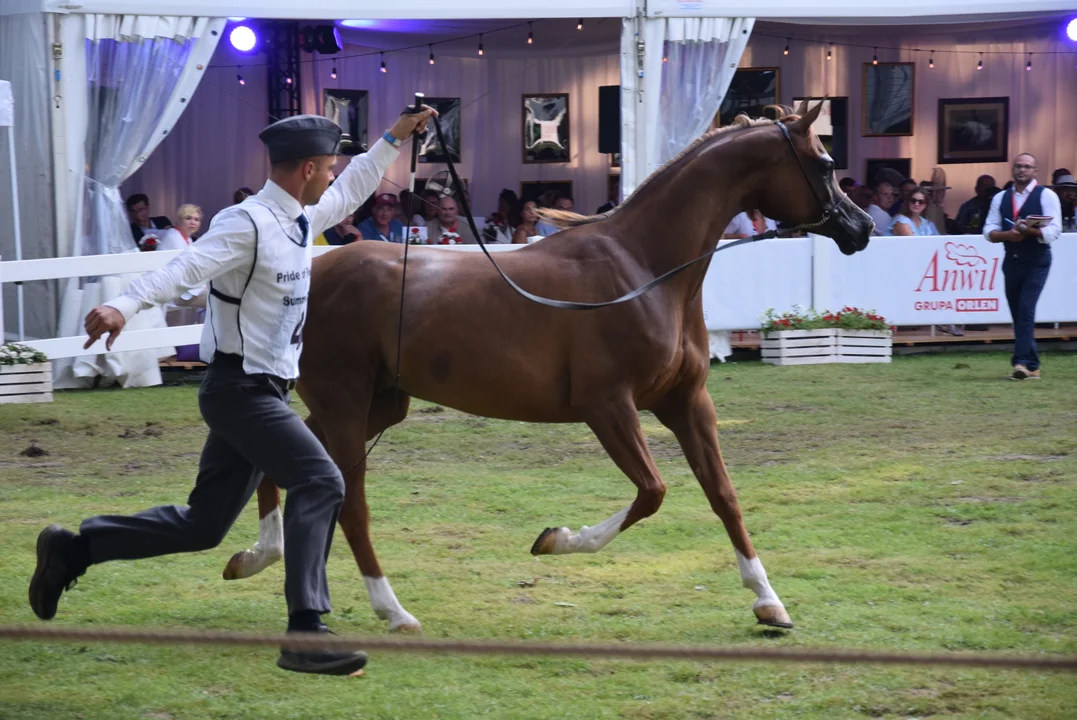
left=417, top=97, right=461, bottom=164
left=793, top=96, right=848, bottom=170
left=718, top=68, right=780, bottom=126
left=864, top=158, right=912, bottom=188
left=523, top=94, right=570, bottom=164
left=937, top=97, right=1009, bottom=164
left=519, top=180, right=573, bottom=206
left=862, top=62, right=914, bottom=137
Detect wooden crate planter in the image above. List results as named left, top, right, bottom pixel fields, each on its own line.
left=0, top=363, right=54, bottom=403
left=761, top=329, right=892, bottom=366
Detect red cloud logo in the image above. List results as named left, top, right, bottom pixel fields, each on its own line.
left=944, top=242, right=986, bottom=267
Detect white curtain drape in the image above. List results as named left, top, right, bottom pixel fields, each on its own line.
left=0, top=12, right=54, bottom=342
left=53, top=14, right=224, bottom=389
left=622, top=17, right=753, bottom=361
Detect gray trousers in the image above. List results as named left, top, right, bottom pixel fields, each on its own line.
left=80, top=355, right=344, bottom=615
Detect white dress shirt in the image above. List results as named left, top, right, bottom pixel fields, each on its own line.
left=982, top=180, right=1062, bottom=245
left=865, top=203, right=892, bottom=235
left=105, top=138, right=399, bottom=379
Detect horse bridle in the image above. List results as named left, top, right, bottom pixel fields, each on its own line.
left=429, top=114, right=848, bottom=311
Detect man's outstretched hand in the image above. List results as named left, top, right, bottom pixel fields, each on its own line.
left=84, top=306, right=126, bottom=350
left=388, top=105, right=437, bottom=142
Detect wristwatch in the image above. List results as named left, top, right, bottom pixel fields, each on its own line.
left=382, top=130, right=404, bottom=148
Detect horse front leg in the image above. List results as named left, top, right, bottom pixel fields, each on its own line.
left=221, top=478, right=285, bottom=580
left=532, top=400, right=666, bottom=555
left=654, top=385, right=793, bottom=629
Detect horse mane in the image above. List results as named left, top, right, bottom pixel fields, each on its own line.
left=538, top=107, right=801, bottom=229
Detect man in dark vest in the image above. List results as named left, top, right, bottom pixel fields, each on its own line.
left=984, top=153, right=1062, bottom=380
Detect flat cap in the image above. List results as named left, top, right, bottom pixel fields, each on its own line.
left=259, top=114, right=343, bottom=164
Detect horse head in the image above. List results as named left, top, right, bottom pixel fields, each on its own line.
left=753, top=100, right=874, bottom=256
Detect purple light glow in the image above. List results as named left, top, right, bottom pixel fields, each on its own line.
left=1067, top=18, right=1077, bottom=42
left=230, top=25, right=257, bottom=53
left=339, top=19, right=377, bottom=29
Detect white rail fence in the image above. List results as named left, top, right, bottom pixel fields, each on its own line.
left=2, top=234, right=1074, bottom=362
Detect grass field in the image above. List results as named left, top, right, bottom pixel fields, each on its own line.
left=0, top=351, right=1074, bottom=719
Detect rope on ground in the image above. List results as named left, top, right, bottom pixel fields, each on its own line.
left=1, top=625, right=1074, bottom=671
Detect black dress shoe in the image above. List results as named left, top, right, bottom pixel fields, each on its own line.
left=28, top=525, right=84, bottom=620
left=277, top=624, right=368, bottom=676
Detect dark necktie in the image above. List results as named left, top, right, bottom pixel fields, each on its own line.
left=296, top=214, right=309, bottom=242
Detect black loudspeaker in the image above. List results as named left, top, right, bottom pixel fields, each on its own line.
left=598, top=85, right=620, bottom=154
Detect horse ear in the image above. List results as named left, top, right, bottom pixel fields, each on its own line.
left=794, top=98, right=809, bottom=116
left=791, top=99, right=825, bottom=133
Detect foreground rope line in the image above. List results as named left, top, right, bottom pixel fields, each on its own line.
left=1, top=625, right=1074, bottom=671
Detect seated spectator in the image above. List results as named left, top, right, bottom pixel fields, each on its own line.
left=427, top=194, right=478, bottom=244
left=483, top=188, right=518, bottom=244
left=889, top=188, right=939, bottom=236
left=954, top=175, right=998, bottom=234
left=126, top=193, right=172, bottom=247
left=511, top=200, right=543, bottom=244
left=1051, top=168, right=1072, bottom=187
left=319, top=211, right=361, bottom=246
left=838, top=177, right=858, bottom=195
left=157, top=204, right=202, bottom=251
left=747, top=209, right=777, bottom=234
left=233, top=186, right=254, bottom=205
left=1054, top=174, right=1077, bottom=232
left=722, top=212, right=753, bottom=239
left=920, top=180, right=956, bottom=235
left=865, top=182, right=896, bottom=234
left=358, top=194, right=405, bottom=242
left=854, top=184, right=874, bottom=210
left=536, top=192, right=574, bottom=236
left=891, top=178, right=918, bottom=215
left=411, top=189, right=441, bottom=227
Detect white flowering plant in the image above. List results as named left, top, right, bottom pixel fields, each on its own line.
left=0, top=343, right=48, bottom=366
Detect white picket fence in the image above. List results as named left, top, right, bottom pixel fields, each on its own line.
left=0, top=243, right=523, bottom=360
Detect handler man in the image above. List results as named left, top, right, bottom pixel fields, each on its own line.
left=29, top=106, right=435, bottom=676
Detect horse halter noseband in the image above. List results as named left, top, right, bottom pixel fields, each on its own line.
left=430, top=115, right=845, bottom=311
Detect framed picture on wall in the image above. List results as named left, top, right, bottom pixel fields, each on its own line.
left=417, top=97, right=461, bottom=164
left=520, top=180, right=573, bottom=206
left=322, top=89, right=369, bottom=155
left=862, top=62, right=914, bottom=137
left=718, top=68, right=780, bottom=126
left=609, top=151, right=621, bottom=168
left=864, top=158, right=912, bottom=188
left=793, top=96, right=848, bottom=169
left=937, top=97, right=1009, bottom=164
left=523, top=94, right=570, bottom=163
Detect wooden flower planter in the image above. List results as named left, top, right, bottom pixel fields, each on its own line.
left=0, top=363, right=54, bottom=403
left=761, top=329, right=892, bottom=366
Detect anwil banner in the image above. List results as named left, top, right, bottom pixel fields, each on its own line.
left=824, top=234, right=1074, bottom=326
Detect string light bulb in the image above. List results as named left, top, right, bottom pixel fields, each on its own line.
left=1026, top=53, right=1032, bottom=71
left=826, top=44, right=833, bottom=61
left=478, top=34, right=484, bottom=56
left=929, top=51, right=935, bottom=69
left=527, top=22, right=533, bottom=44
left=429, top=44, right=435, bottom=65
left=330, top=66, right=337, bottom=79
left=237, top=72, right=245, bottom=85
left=577, top=18, right=583, bottom=31
left=977, top=52, right=983, bottom=71
left=380, top=52, right=387, bottom=73
left=872, top=47, right=878, bottom=65
left=285, top=75, right=292, bottom=85
left=783, top=39, right=790, bottom=56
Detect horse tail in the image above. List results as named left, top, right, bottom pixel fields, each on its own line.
left=536, top=206, right=620, bottom=229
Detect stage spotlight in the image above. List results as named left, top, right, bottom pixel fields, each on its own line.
left=230, top=25, right=257, bottom=53
left=1067, top=18, right=1077, bottom=42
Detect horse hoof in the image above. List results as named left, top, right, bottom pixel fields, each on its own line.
left=221, top=551, right=248, bottom=580
left=530, top=527, right=564, bottom=555
left=390, top=622, right=422, bottom=634
left=754, top=603, right=794, bottom=629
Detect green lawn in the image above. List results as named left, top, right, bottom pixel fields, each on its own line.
left=0, top=352, right=1074, bottom=719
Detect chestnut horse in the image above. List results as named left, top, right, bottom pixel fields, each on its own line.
left=222, top=102, right=874, bottom=632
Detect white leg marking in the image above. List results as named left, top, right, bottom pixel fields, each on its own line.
left=226, top=507, right=284, bottom=579
left=364, top=576, right=421, bottom=632
left=547, top=506, right=631, bottom=555
left=736, top=550, right=784, bottom=610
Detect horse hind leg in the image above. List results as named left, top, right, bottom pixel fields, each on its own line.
left=654, top=385, right=792, bottom=629
left=532, top=400, right=666, bottom=556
